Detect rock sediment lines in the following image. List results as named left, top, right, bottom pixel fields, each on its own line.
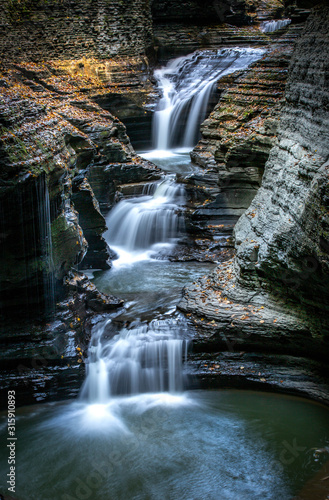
left=179, top=6, right=329, bottom=361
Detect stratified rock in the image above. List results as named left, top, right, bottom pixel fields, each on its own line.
left=0, top=0, right=158, bottom=153
left=285, top=0, right=313, bottom=23
left=72, top=178, right=111, bottom=270
left=65, top=272, right=124, bottom=313
left=188, top=351, right=329, bottom=405
left=182, top=34, right=298, bottom=260
left=179, top=4, right=329, bottom=359
left=152, top=0, right=291, bottom=61
left=0, top=0, right=153, bottom=61
left=0, top=62, right=159, bottom=317
left=234, top=4, right=329, bottom=323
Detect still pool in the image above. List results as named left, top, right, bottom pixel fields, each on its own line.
left=1, top=390, right=329, bottom=500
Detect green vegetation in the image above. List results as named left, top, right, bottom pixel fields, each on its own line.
left=6, top=0, right=65, bottom=23
left=6, top=0, right=36, bottom=22
left=0, top=126, right=29, bottom=162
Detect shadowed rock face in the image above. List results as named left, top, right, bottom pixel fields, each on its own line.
left=0, top=63, right=160, bottom=318
left=234, top=4, right=329, bottom=310
left=152, top=0, right=260, bottom=25
left=179, top=5, right=329, bottom=358
left=0, top=0, right=154, bottom=61
left=152, top=0, right=289, bottom=62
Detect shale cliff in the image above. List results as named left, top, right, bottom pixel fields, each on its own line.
left=0, top=0, right=153, bottom=60
left=179, top=5, right=329, bottom=361
left=0, top=62, right=159, bottom=318
left=0, top=0, right=325, bottom=406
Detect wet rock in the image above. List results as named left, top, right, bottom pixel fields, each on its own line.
left=72, top=177, right=111, bottom=269
left=179, top=5, right=329, bottom=360
left=51, top=207, right=88, bottom=279
left=65, top=272, right=124, bottom=313
left=87, top=159, right=161, bottom=212
left=187, top=351, right=329, bottom=406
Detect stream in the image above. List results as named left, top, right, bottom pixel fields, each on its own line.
left=1, top=49, right=329, bottom=500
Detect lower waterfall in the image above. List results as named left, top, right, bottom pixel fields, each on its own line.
left=80, top=318, right=188, bottom=402
left=81, top=175, right=187, bottom=403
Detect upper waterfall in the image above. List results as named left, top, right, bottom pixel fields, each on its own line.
left=261, top=19, right=291, bottom=33
left=152, top=47, right=266, bottom=151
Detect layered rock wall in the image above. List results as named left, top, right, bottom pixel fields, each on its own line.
left=234, top=4, right=329, bottom=315
left=0, top=62, right=159, bottom=317
left=179, top=4, right=329, bottom=358
left=152, top=0, right=288, bottom=61
left=188, top=43, right=293, bottom=229
left=0, top=0, right=153, bottom=61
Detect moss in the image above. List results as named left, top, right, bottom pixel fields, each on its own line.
left=6, top=0, right=66, bottom=23
left=0, top=127, right=29, bottom=162
left=51, top=212, right=84, bottom=278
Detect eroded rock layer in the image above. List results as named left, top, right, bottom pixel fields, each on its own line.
left=1, top=0, right=153, bottom=60
left=179, top=5, right=329, bottom=359
left=181, top=26, right=300, bottom=260
left=0, top=62, right=159, bottom=317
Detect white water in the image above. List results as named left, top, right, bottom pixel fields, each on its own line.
left=105, top=176, right=185, bottom=266
left=36, top=175, right=55, bottom=313
left=81, top=175, right=187, bottom=403
left=81, top=47, right=266, bottom=405
left=80, top=317, right=189, bottom=402
left=152, top=47, right=266, bottom=150
left=261, top=19, right=291, bottom=33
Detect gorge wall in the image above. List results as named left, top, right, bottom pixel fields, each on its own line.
left=0, top=62, right=160, bottom=318
left=0, top=0, right=153, bottom=60
left=179, top=4, right=329, bottom=362
left=184, top=41, right=294, bottom=252
left=1, top=0, right=327, bottom=405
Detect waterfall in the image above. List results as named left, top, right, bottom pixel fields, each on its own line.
left=261, top=19, right=291, bottom=33
left=80, top=318, right=189, bottom=402
left=105, top=176, right=185, bottom=264
left=81, top=176, right=189, bottom=403
left=79, top=47, right=271, bottom=406
left=152, top=47, right=266, bottom=150
left=36, top=175, right=55, bottom=314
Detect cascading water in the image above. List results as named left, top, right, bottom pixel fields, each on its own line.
left=152, top=47, right=266, bottom=150
left=81, top=176, right=187, bottom=403
left=36, top=175, right=55, bottom=313
left=5, top=45, right=329, bottom=500
left=105, top=175, right=185, bottom=264
left=80, top=317, right=189, bottom=402
left=261, top=19, right=291, bottom=33
left=81, top=47, right=267, bottom=405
